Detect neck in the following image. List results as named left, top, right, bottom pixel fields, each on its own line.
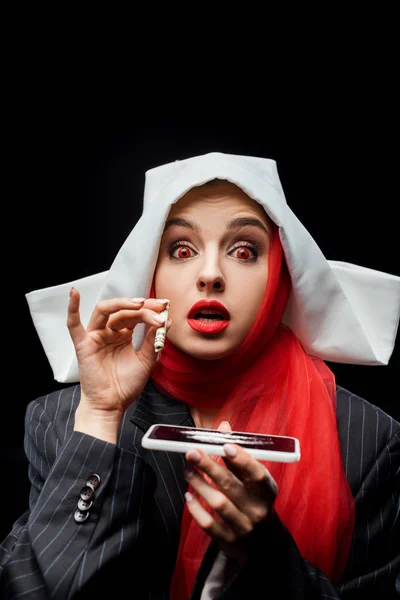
left=190, top=406, right=220, bottom=430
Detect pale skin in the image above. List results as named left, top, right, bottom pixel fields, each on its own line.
left=69, top=181, right=277, bottom=559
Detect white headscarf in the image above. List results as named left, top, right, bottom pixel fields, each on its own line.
left=26, top=152, right=400, bottom=383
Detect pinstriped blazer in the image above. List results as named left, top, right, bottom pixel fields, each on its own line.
left=0, top=380, right=399, bottom=599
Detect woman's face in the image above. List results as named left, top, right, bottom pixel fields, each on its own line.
left=154, top=181, right=271, bottom=360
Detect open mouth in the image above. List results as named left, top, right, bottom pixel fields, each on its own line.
left=188, top=301, right=230, bottom=321
left=187, top=311, right=230, bottom=334
left=192, top=312, right=227, bottom=322
left=187, top=301, right=230, bottom=333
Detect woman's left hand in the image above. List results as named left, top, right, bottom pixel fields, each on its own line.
left=184, top=421, right=278, bottom=561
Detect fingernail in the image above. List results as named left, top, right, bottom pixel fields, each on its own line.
left=132, top=297, right=145, bottom=303
left=224, top=444, right=237, bottom=458
left=69, top=287, right=75, bottom=297
left=156, top=298, right=170, bottom=305
left=154, top=313, right=167, bottom=324
left=185, top=492, right=193, bottom=502
left=186, top=450, right=201, bottom=463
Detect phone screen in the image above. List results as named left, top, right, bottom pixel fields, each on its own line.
left=147, top=425, right=296, bottom=453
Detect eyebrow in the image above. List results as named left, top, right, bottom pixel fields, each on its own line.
left=163, top=216, right=270, bottom=236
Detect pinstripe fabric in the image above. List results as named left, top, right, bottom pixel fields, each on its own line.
left=190, top=387, right=400, bottom=600
left=1, top=380, right=399, bottom=599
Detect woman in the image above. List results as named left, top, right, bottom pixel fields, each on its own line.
left=1, top=152, right=399, bottom=599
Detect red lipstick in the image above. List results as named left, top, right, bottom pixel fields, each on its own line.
left=187, top=300, right=230, bottom=335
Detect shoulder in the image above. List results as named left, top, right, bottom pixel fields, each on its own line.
left=335, top=385, right=399, bottom=492
left=335, top=385, right=399, bottom=442
left=26, top=384, right=81, bottom=442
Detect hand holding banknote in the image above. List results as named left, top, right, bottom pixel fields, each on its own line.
left=67, top=288, right=172, bottom=443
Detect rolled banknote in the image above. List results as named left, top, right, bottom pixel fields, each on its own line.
left=154, top=301, right=170, bottom=353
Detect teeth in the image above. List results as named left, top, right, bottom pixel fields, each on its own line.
left=190, top=307, right=228, bottom=320
left=196, top=317, right=223, bottom=321
left=194, top=313, right=224, bottom=321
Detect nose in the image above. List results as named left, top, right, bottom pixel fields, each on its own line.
left=196, top=252, right=225, bottom=293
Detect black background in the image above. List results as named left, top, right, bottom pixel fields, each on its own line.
left=2, top=63, right=399, bottom=542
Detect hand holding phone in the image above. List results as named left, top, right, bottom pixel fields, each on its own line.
left=141, top=424, right=300, bottom=463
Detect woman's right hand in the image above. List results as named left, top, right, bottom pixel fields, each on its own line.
left=68, top=288, right=171, bottom=442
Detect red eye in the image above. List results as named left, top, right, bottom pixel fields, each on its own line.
left=176, top=246, right=192, bottom=259
left=168, top=242, right=196, bottom=260
left=234, top=247, right=251, bottom=260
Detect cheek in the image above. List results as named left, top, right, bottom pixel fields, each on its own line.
left=153, top=265, right=184, bottom=316
left=237, top=269, right=268, bottom=322
left=155, top=277, right=173, bottom=298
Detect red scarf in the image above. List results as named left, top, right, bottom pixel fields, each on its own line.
left=150, top=224, right=355, bottom=599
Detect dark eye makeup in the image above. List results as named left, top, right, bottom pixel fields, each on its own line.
left=166, top=239, right=261, bottom=262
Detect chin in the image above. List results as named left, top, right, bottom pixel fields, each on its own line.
left=187, top=350, right=228, bottom=361
left=178, top=340, right=237, bottom=361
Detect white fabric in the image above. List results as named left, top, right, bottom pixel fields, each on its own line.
left=200, top=551, right=240, bottom=599
left=25, top=152, right=400, bottom=383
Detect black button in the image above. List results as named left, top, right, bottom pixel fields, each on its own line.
left=74, top=509, right=90, bottom=523
left=78, top=498, right=93, bottom=511
left=86, top=473, right=101, bottom=490
left=80, top=485, right=95, bottom=502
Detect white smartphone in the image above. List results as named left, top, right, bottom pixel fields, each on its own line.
left=141, top=424, right=301, bottom=463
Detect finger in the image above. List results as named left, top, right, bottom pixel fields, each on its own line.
left=222, top=444, right=278, bottom=501
left=184, top=468, right=252, bottom=537
left=106, top=307, right=168, bottom=331
left=143, top=298, right=170, bottom=310
left=186, top=450, right=245, bottom=511
left=186, top=447, right=276, bottom=520
left=216, top=422, right=251, bottom=481
left=87, top=298, right=147, bottom=331
left=67, top=287, right=86, bottom=346
left=216, top=422, right=256, bottom=483
left=185, top=492, right=240, bottom=545
left=217, top=421, right=232, bottom=433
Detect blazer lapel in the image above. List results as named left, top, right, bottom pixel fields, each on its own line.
left=130, top=378, right=194, bottom=432
left=125, top=378, right=195, bottom=566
